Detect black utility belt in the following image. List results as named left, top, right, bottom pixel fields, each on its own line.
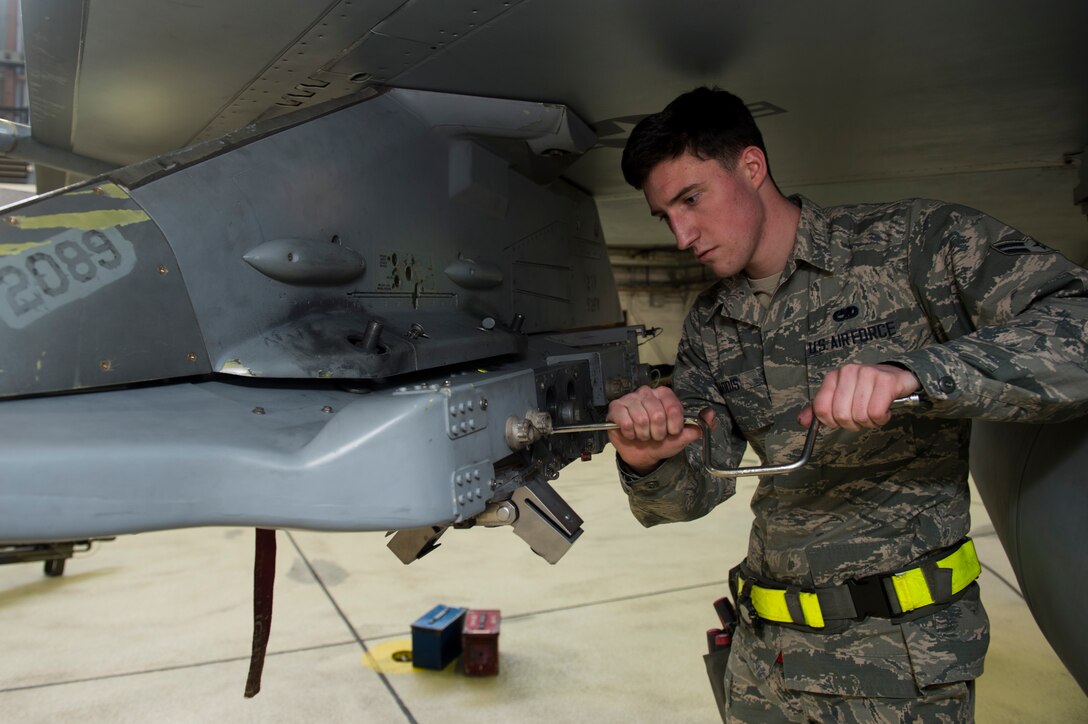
left=729, top=539, right=981, bottom=630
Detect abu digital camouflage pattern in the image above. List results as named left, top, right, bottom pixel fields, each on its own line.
left=724, top=618, right=977, bottom=722
left=621, top=197, right=1088, bottom=707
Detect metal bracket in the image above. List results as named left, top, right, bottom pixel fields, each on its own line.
left=509, top=480, right=583, bottom=564
left=452, top=461, right=495, bottom=520
left=446, top=386, right=489, bottom=440
left=386, top=525, right=449, bottom=565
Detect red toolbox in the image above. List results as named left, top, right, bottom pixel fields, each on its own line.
left=462, top=609, right=501, bottom=676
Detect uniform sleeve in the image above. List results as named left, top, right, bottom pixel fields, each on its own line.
left=620, top=298, right=746, bottom=527
left=888, top=202, right=1088, bottom=421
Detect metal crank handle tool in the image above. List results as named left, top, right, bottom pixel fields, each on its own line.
left=550, top=393, right=926, bottom=478
left=695, top=393, right=927, bottom=478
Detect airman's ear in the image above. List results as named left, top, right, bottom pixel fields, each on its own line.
left=738, top=146, right=768, bottom=189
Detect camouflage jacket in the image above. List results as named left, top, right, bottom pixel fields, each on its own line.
left=622, top=196, right=1088, bottom=696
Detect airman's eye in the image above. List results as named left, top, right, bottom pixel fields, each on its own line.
left=684, top=193, right=700, bottom=206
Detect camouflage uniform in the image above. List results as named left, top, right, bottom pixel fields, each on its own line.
left=620, top=197, right=1088, bottom=722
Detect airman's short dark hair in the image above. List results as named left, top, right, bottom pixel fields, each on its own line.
left=621, top=87, right=770, bottom=190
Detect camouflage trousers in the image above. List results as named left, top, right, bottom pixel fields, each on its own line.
left=719, top=641, right=976, bottom=723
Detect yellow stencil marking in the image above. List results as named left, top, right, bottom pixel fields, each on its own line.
left=0, top=241, right=50, bottom=257
left=361, top=639, right=418, bottom=675
left=9, top=209, right=149, bottom=231
left=70, top=183, right=129, bottom=200
left=221, top=359, right=257, bottom=377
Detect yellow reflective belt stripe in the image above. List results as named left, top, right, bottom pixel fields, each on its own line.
left=743, top=578, right=827, bottom=629
left=889, top=568, right=934, bottom=610
left=890, top=539, right=980, bottom=613
left=742, top=540, right=980, bottom=626
left=944, top=539, right=982, bottom=596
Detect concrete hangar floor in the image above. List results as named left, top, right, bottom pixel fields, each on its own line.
left=0, top=446, right=1085, bottom=723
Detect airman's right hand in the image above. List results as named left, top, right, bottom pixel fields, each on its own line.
left=606, top=385, right=704, bottom=476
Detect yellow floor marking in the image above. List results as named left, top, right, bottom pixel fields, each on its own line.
left=361, top=639, right=418, bottom=675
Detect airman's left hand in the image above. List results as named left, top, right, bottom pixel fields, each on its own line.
left=798, top=363, right=921, bottom=431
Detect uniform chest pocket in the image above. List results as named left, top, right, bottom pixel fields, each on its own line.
left=719, top=367, right=774, bottom=433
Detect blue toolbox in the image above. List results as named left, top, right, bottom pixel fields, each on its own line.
left=411, top=604, right=467, bottom=670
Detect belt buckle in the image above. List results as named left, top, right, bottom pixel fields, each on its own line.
left=846, top=576, right=898, bottom=619
left=736, top=594, right=762, bottom=633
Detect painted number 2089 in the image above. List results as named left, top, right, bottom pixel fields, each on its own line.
left=0, top=227, right=134, bottom=328
left=1, top=228, right=121, bottom=313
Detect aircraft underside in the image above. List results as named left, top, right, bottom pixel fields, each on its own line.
left=0, top=88, right=650, bottom=564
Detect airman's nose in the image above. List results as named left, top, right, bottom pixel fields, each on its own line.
left=673, top=220, right=698, bottom=250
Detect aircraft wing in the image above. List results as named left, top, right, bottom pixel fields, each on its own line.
left=19, top=0, right=1088, bottom=259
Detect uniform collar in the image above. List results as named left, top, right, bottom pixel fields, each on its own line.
left=789, top=195, right=843, bottom=275
left=709, top=195, right=843, bottom=325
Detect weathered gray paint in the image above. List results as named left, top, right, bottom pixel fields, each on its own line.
left=971, top=418, right=1088, bottom=696
left=0, top=87, right=644, bottom=561
left=20, top=0, right=1088, bottom=258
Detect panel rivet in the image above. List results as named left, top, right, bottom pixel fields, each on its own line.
left=99, top=359, right=111, bottom=371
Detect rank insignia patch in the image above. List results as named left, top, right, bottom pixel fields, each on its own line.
left=991, top=238, right=1055, bottom=256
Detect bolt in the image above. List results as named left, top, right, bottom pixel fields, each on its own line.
left=480, top=398, right=488, bottom=410
left=359, top=319, right=383, bottom=353
left=187, top=352, right=197, bottom=362
left=321, top=405, right=334, bottom=414
left=158, top=265, right=168, bottom=275
left=253, top=406, right=266, bottom=415
left=99, top=359, right=111, bottom=371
